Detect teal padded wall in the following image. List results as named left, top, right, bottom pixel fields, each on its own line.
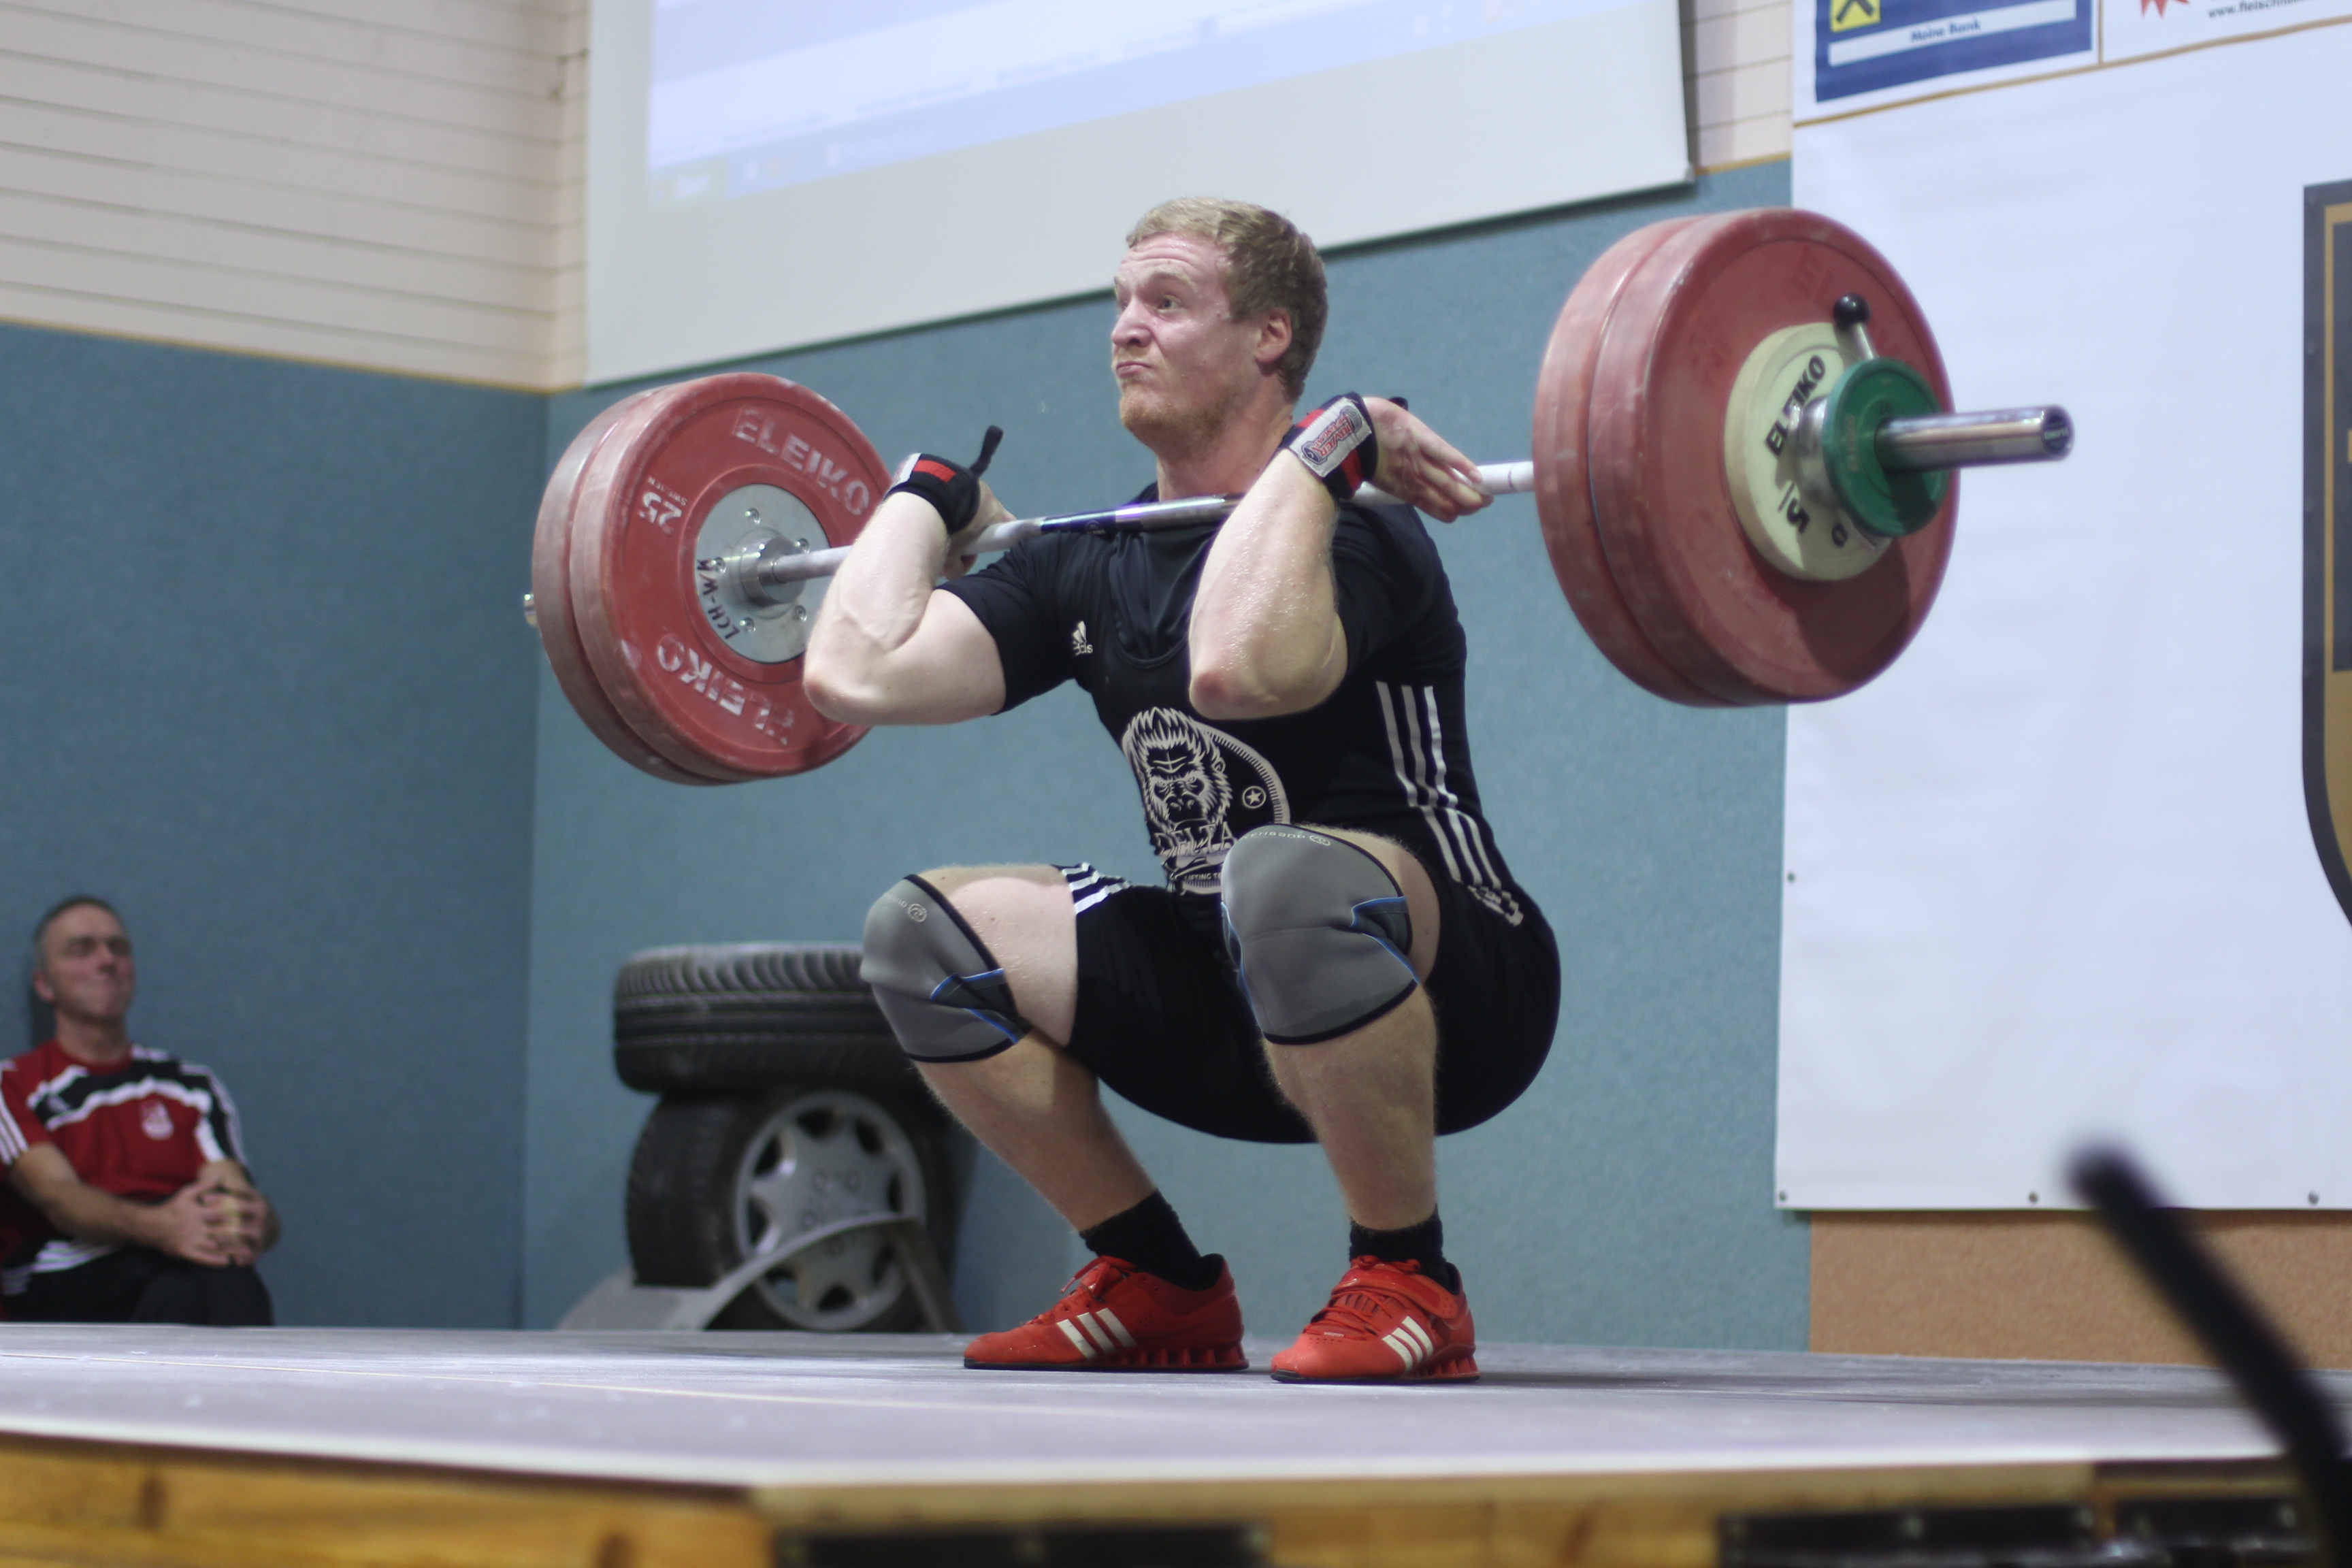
left=529, top=163, right=1807, bottom=1345
left=0, top=322, right=543, bottom=1326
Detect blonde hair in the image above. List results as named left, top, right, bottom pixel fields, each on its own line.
left=1126, top=197, right=1326, bottom=399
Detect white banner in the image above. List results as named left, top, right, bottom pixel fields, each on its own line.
left=1797, top=0, right=2352, bottom=116
left=2104, top=0, right=2352, bottom=59
left=1780, top=29, right=2352, bottom=1210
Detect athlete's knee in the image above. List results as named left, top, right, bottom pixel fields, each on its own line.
left=861, top=874, right=1030, bottom=1063
left=1220, top=826, right=1418, bottom=1045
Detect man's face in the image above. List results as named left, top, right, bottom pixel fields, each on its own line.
left=34, top=904, right=135, bottom=1028
left=1111, top=232, right=1283, bottom=457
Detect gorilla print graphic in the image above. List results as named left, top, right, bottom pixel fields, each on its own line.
left=1118, top=708, right=1289, bottom=895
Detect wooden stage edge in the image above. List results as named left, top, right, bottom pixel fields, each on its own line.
left=0, top=1328, right=2329, bottom=1568
left=0, top=1435, right=2294, bottom=1568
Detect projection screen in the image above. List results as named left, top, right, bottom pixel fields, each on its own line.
left=587, top=0, right=1692, bottom=384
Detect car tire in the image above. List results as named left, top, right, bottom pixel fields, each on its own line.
left=612, top=943, right=922, bottom=1099
left=624, top=1085, right=954, bottom=1333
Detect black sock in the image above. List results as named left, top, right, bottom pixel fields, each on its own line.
left=1350, top=1210, right=1459, bottom=1294
left=1079, top=1192, right=1219, bottom=1290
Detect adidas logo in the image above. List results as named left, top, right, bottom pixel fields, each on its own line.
left=1055, top=1307, right=1134, bottom=1359
left=1071, top=620, right=1094, bottom=656
left=1382, top=1314, right=1437, bottom=1371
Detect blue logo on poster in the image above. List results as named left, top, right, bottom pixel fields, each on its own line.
left=1815, top=0, right=2091, bottom=99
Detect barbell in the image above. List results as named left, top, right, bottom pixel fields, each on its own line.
left=529, top=208, right=2073, bottom=783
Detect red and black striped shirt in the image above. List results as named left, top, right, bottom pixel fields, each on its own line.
left=0, top=1041, right=246, bottom=1286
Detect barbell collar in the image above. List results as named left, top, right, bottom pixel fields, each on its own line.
left=1877, top=406, right=2073, bottom=471
left=754, top=460, right=1539, bottom=587
left=1833, top=293, right=1879, bottom=361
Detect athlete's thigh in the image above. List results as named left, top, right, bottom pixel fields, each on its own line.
left=1065, top=882, right=1313, bottom=1144
left=1422, top=873, right=1561, bottom=1134
left=1302, top=826, right=1441, bottom=979
left=917, top=863, right=1077, bottom=1045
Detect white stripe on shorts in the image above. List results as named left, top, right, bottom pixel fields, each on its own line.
left=1058, top=862, right=1137, bottom=918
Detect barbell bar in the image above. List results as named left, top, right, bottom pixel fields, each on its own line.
left=530, top=207, right=2075, bottom=783
left=526, top=404, right=2068, bottom=614
left=739, top=393, right=2067, bottom=597
left=740, top=463, right=1537, bottom=593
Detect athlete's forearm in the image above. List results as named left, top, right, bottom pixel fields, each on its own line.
left=8, top=1152, right=164, bottom=1250
left=1189, top=455, right=1349, bottom=719
left=811, top=492, right=956, bottom=665
left=48, top=1188, right=160, bottom=1248
left=806, top=490, right=1009, bottom=725
left=806, top=489, right=981, bottom=723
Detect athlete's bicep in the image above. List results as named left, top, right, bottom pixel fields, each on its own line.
left=875, top=590, right=1009, bottom=724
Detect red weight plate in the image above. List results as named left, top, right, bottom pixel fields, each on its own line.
left=1530, top=216, right=1729, bottom=708
left=532, top=391, right=731, bottom=785
left=569, top=374, right=885, bottom=779
left=1586, top=209, right=1956, bottom=704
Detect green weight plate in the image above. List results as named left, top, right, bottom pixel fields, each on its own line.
left=1821, top=357, right=1948, bottom=539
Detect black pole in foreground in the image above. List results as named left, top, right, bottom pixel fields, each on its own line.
left=2070, top=1147, right=2352, bottom=1566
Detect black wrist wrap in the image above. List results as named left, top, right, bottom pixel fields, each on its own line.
left=1281, top=393, right=1378, bottom=502
left=887, top=425, right=1004, bottom=538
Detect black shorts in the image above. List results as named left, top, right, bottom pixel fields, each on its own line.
left=1057, top=862, right=1560, bottom=1144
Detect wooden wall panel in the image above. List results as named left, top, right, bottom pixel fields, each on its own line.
left=1686, top=0, right=1793, bottom=171
left=0, top=0, right=583, bottom=387
left=1813, top=1213, right=2352, bottom=1369
left=0, top=0, right=1778, bottom=387
left=547, top=0, right=584, bottom=387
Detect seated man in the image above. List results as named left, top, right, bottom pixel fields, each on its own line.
left=808, top=197, right=1562, bottom=1382
left=0, top=897, right=276, bottom=1324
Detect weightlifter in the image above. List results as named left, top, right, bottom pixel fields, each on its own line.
left=806, top=197, right=1560, bottom=1382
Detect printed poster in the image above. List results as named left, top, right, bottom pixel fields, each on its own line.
left=1800, top=0, right=2093, bottom=110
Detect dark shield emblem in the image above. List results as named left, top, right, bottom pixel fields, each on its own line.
left=2304, top=180, right=2352, bottom=927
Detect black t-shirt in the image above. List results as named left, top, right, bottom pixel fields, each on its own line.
left=941, top=488, right=1531, bottom=927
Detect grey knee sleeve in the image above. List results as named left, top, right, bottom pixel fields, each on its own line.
left=1220, top=826, right=1417, bottom=1045
left=861, top=875, right=1029, bottom=1062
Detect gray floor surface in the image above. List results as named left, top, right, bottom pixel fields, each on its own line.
left=0, top=1329, right=2321, bottom=1490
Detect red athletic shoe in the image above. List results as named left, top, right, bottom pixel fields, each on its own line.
left=962, top=1255, right=1247, bottom=1371
left=1270, top=1257, right=1478, bottom=1383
